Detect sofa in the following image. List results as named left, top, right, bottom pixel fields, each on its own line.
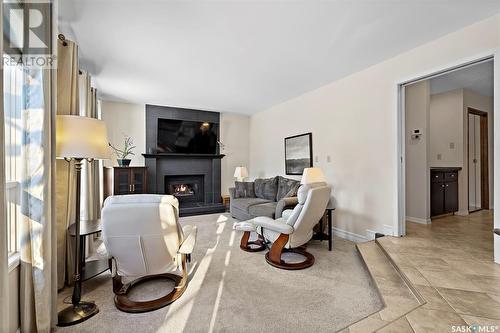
left=229, top=176, right=300, bottom=221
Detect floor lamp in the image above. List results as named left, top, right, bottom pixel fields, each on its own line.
left=56, top=115, right=110, bottom=326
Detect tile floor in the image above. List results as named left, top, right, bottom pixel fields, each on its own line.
left=347, top=210, right=500, bottom=333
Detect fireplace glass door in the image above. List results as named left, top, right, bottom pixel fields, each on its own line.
left=164, top=175, right=205, bottom=204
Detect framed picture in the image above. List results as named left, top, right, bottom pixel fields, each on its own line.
left=284, top=132, right=313, bottom=175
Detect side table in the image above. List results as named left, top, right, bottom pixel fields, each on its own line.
left=222, top=195, right=230, bottom=212
left=68, top=219, right=109, bottom=281
left=312, top=206, right=335, bottom=251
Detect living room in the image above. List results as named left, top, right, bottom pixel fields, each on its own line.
left=2, top=1, right=500, bottom=333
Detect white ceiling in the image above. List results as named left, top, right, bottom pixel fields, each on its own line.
left=430, top=60, right=494, bottom=97
left=58, top=1, right=500, bottom=114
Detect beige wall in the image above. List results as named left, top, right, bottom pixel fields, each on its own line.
left=220, top=113, right=250, bottom=195
left=249, top=14, right=500, bottom=239
left=429, top=90, right=464, bottom=167
left=100, top=101, right=250, bottom=196
left=405, top=81, right=430, bottom=223
left=101, top=101, right=146, bottom=167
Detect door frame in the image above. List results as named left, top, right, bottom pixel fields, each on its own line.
left=396, top=53, right=497, bottom=239
left=467, top=108, right=489, bottom=211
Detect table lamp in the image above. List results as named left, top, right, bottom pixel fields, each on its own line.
left=56, top=115, right=109, bottom=326
left=234, top=166, right=248, bottom=182
left=301, top=167, right=325, bottom=184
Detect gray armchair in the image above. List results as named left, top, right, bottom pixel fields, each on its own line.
left=234, top=182, right=331, bottom=270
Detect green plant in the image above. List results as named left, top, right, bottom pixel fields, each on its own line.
left=109, top=135, right=136, bottom=159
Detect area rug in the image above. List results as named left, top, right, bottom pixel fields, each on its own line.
left=55, top=213, right=382, bottom=333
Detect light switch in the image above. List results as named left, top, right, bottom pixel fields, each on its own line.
left=327, top=155, right=332, bottom=163
left=437, top=154, right=442, bottom=160
left=449, top=142, right=455, bottom=149
left=315, top=156, right=319, bottom=163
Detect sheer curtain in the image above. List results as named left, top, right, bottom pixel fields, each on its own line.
left=0, top=3, right=10, bottom=332
left=19, top=67, right=57, bottom=332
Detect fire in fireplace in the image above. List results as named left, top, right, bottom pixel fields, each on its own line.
left=164, top=175, right=204, bottom=204
left=173, top=184, right=195, bottom=197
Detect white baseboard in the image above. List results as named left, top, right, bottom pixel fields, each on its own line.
left=365, top=229, right=376, bottom=240
left=332, top=227, right=368, bottom=243
left=383, top=224, right=395, bottom=237
left=406, top=216, right=431, bottom=224
left=455, top=210, right=469, bottom=216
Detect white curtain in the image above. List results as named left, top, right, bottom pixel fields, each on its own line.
left=0, top=2, right=11, bottom=332
left=19, top=67, right=57, bottom=332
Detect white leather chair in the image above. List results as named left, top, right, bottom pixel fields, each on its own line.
left=234, top=183, right=331, bottom=269
left=102, top=194, right=197, bottom=312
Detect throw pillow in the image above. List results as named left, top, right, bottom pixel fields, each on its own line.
left=234, top=181, right=255, bottom=198
left=276, top=176, right=300, bottom=201
left=254, top=177, right=278, bottom=201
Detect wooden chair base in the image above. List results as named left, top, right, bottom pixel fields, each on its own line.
left=113, top=273, right=187, bottom=313
left=111, top=254, right=189, bottom=313
left=265, top=248, right=315, bottom=270
left=265, top=233, right=315, bottom=270
left=240, top=231, right=266, bottom=252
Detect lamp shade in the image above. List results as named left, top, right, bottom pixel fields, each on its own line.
left=301, top=167, right=325, bottom=184
left=234, top=166, right=248, bottom=179
left=56, top=115, right=110, bottom=159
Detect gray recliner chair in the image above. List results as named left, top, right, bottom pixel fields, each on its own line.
left=234, top=182, right=331, bottom=270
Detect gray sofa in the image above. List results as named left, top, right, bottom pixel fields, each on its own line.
left=229, top=176, right=300, bottom=221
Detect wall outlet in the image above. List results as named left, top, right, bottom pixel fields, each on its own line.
left=437, top=154, right=442, bottom=160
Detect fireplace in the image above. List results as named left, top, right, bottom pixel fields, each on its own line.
left=144, top=104, right=226, bottom=216
left=165, top=175, right=204, bottom=204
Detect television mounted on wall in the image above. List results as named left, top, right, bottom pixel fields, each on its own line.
left=157, top=118, right=218, bottom=154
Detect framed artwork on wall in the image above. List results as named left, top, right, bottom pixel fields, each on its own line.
left=284, top=132, right=313, bottom=175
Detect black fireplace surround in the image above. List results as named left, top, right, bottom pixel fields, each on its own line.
left=143, top=104, right=226, bottom=216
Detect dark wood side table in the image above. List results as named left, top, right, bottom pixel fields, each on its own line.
left=312, top=206, right=335, bottom=251
left=68, top=219, right=109, bottom=281
left=222, top=195, right=230, bottom=212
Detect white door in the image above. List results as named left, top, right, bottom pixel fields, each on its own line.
left=468, top=113, right=482, bottom=211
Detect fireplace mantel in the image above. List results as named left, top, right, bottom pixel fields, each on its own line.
left=142, top=153, right=225, bottom=159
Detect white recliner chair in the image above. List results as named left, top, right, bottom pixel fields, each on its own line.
left=102, top=194, right=197, bottom=313
left=234, top=183, right=331, bottom=270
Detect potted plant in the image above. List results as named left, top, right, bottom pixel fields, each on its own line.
left=109, top=135, right=136, bottom=167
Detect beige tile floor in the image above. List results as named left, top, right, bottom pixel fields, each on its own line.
left=347, top=210, right=500, bottom=333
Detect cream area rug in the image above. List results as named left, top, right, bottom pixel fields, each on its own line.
left=55, top=213, right=382, bottom=333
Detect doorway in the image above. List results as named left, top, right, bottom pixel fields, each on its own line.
left=468, top=108, right=489, bottom=212
left=398, top=56, right=495, bottom=239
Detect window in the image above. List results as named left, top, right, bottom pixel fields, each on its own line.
left=3, top=54, right=24, bottom=255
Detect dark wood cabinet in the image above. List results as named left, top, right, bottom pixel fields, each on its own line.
left=103, top=167, right=148, bottom=199
left=430, top=168, right=460, bottom=217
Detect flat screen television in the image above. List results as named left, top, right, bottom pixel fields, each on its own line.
left=157, top=118, right=218, bottom=154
